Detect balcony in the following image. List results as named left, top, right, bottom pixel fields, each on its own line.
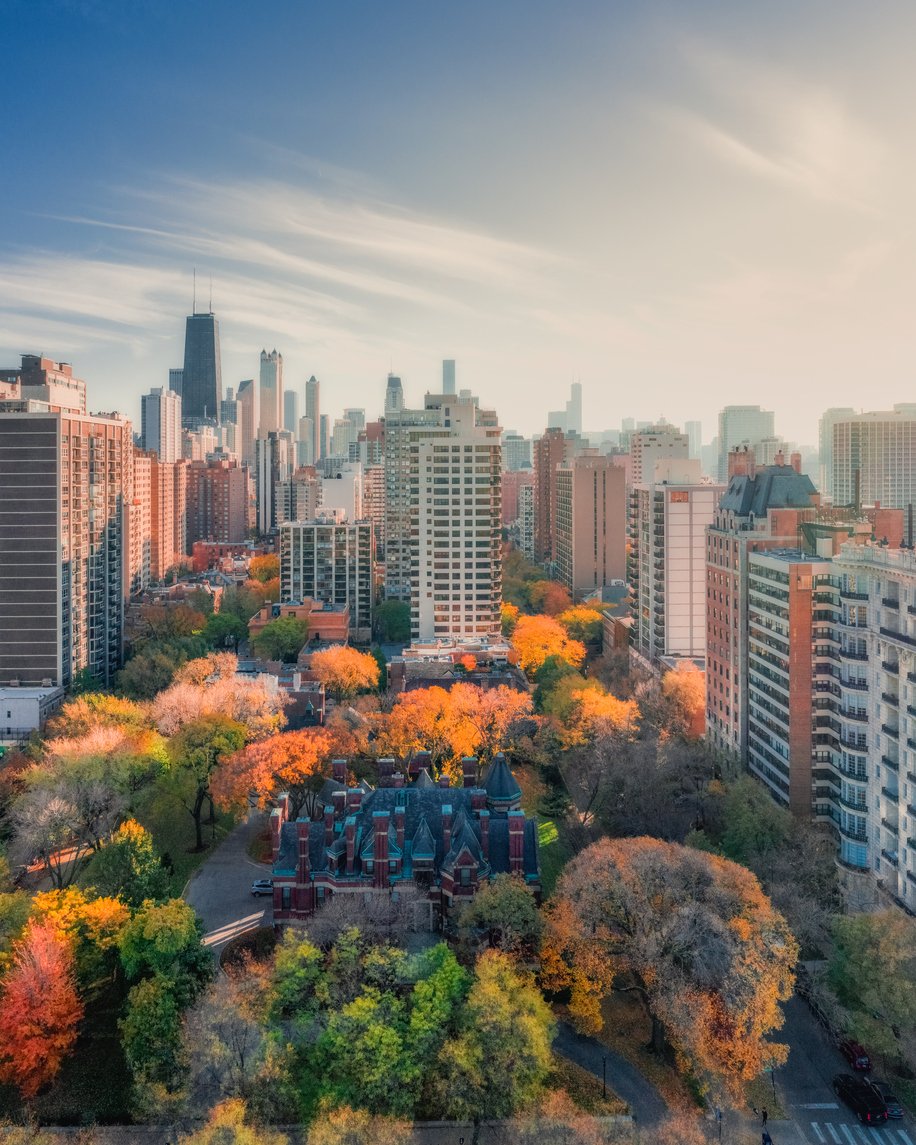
left=881, top=787, right=899, bottom=802
left=883, top=660, right=900, bottom=674
left=839, top=822, right=868, bottom=843
left=883, top=755, right=900, bottom=772
left=882, top=819, right=899, bottom=836
left=837, top=792, right=868, bottom=813
left=840, top=589, right=869, bottom=601
left=881, top=625, right=916, bottom=649
left=882, top=692, right=899, bottom=707
left=882, top=723, right=900, bottom=740
left=883, top=597, right=901, bottom=610
left=881, top=849, right=899, bottom=868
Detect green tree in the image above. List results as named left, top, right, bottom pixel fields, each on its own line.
left=252, top=616, right=309, bottom=662
left=318, top=988, right=412, bottom=1116
left=269, top=930, right=324, bottom=1021
left=120, top=974, right=185, bottom=1089
left=119, top=898, right=212, bottom=1001
left=434, top=949, right=554, bottom=1121
left=459, top=873, right=543, bottom=954
left=81, top=819, right=170, bottom=907
left=204, top=610, right=248, bottom=650
left=719, top=776, right=792, bottom=865
left=375, top=600, right=410, bottom=643
left=557, top=605, right=604, bottom=644
left=221, top=584, right=269, bottom=623
left=0, top=891, right=31, bottom=970
left=830, top=911, right=916, bottom=1059
left=167, top=714, right=247, bottom=850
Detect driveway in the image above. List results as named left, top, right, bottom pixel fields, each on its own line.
left=185, top=810, right=272, bottom=954
left=554, top=1021, right=667, bottom=1127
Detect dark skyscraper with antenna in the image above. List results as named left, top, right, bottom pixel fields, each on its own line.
left=180, top=303, right=222, bottom=426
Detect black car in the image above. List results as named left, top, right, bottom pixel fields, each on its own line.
left=870, top=1080, right=904, bottom=1120
left=833, top=1073, right=889, bottom=1124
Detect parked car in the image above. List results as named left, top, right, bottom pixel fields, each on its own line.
left=833, top=1074, right=888, bottom=1124
left=250, top=879, right=274, bottom=897
left=869, top=1080, right=904, bottom=1119
left=839, top=1038, right=872, bottom=1071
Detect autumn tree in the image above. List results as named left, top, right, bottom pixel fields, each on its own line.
left=166, top=714, right=248, bottom=850
left=557, top=605, right=604, bottom=644
left=81, top=818, right=170, bottom=907
left=512, top=614, right=585, bottom=676
left=433, top=949, right=554, bottom=1122
left=252, top=616, right=309, bottom=662
left=139, top=602, right=207, bottom=641
left=153, top=652, right=288, bottom=739
left=448, top=683, right=535, bottom=768
left=542, top=676, right=638, bottom=750
left=179, top=1099, right=289, bottom=1145
left=47, top=693, right=150, bottom=739
left=528, top=580, right=573, bottom=616
left=119, top=898, right=212, bottom=1002
left=306, top=1101, right=412, bottom=1145
left=373, top=686, right=474, bottom=776
left=310, top=646, right=381, bottom=703
left=31, top=886, right=129, bottom=988
left=542, top=837, right=797, bottom=1096
left=501, top=602, right=520, bottom=636
left=515, top=1089, right=609, bottom=1145
left=249, top=553, right=281, bottom=583
left=0, top=920, right=84, bottom=1098
left=213, top=727, right=333, bottom=820
left=458, top=873, right=543, bottom=955
left=660, top=662, right=706, bottom=739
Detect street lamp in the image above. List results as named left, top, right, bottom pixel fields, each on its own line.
left=602, top=1054, right=607, bottom=1099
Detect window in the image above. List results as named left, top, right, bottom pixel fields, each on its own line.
left=281, top=887, right=291, bottom=910
left=460, top=867, right=472, bottom=886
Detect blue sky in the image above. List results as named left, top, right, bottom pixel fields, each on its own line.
left=3, top=1, right=916, bottom=441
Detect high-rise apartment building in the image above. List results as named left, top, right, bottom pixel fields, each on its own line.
left=385, top=373, right=404, bottom=414
left=259, top=349, right=283, bottom=436
left=319, top=414, right=330, bottom=460
left=181, top=311, right=222, bottom=425
left=280, top=515, right=374, bottom=642
left=518, top=483, right=535, bottom=560
left=502, top=432, right=532, bottom=472
left=831, top=408, right=916, bottom=512
left=283, top=389, right=299, bottom=435
left=130, top=449, right=153, bottom=595
left=629, top=459, right=723, bottom=669
left=554, top=452, right=627, bottom=597
left=141, top=387, right=182, bottom=463
left=320, top=462, right=363, bottom=521
left=818, top=408, right=856, bottom=500
left=297, top=417, right=315, bottom=467
left=305, top=375, right=321, bottom=462
left=407, top=393, right=502, bottom=642
left=276, top=467, right=321, bottom=525
left=0, top=405, right=131, bottom=688
left=501, top=469, right=535, bottom=527
left=384, top=403, right=441, bottom=602
left=629, top=424, right=689, bottom=486
left=11, top=355, right=88, bottom=412
left=362, top=464, right=386, bottom=555
left=442, top=360, right=456, bottom=396
left=235, top=379, right=258, bottom=468
left=255, top=431, right=293, bottom=534
left=533, top=428, right=571, bottom=563
left=717, top=405, right=775, bottom=482
left=150, top=455, right=186, bottom=581
left=186, top=458, right=249, bottom=548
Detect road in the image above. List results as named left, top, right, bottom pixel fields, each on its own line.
left=775, top=996, right=913, bottom=1145
left=184, top=810, right=272, bottom=954
left=554, top=1021, right=667, bottom=1126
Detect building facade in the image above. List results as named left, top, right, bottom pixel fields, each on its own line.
left=280, top=516, right=374, bottom=642
left=554, top=452, right=626, bottom=597
left=717, top=405, right=775, bottom=483
left=259, top=349, right=283, bottom=437
left=186, top=457, right=249, bottom=547
left=832, top=408, right=916, bottom=512
left=141, top=386, right=182, bottom=463
left=180, top=311, right=222, bottom=426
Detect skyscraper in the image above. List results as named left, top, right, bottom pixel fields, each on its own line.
left=305, top=375, right=320, bottom=464
left=818, top=408, right=856, bottom=499
left=236, top=379, right=258, bottom=468
left=566, top=382, right=582, bottom=436
left=442, top=360, right=456, bottom=395
left=255, top=431, right=293, bottom=534
left=385, top=373, right=404, bottom=413
left=554, top=452, right=626, bottom=596
left=831, top=407, right=916, bottom=511
left=141, top=387, right=182, bottom=463
left=283, top=388, right=299, bottom=435
left=181, top=312, right=222, bottom=425
left=259, top=349, right=283, bottom=436
left=717, top=405, right=775, bottom=483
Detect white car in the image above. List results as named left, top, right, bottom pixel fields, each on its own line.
left=250, top=879, right=274, bottom=897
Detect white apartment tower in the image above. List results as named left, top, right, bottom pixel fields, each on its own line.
left=141, top=387, right=182, bottom=463
left=258, top=350, right=283, bottom=436
left=717, top=405, right=775, bottom=483
left=832, top=408, right=916, bottom=511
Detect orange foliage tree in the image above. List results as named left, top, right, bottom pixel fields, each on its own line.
left=249, top=553, right=281, bottom=584
left=373, top=686, right=474, bottom=777
left=542, top=678, right=638, bottom=748
left=213, top=727, right=334, bottom=819
left=31, top=887, right=129, bottom=988
left=511, top=615, right=585, bottom=676
left=557, top=605, right=604, bottom=645
left=46, top=693, right=150, bottom=739
left=660, top=662, right=706, bottom=740
left=541, top=837, right=797, bottom=1097
left=309, top=646, right=380, bottom=703
left=500, top=602, right=520, bottom=636
left=0, top=920, right=84, bottom=1098
left=448, top=683, right=535, bottom=769
left=528, top=580, right=572, bottom=616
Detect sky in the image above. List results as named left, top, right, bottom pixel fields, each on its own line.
left=2, top=1, right=916, bottom=444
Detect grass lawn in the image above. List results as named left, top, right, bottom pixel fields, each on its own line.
left=548, top=1055, right=629, bottom=1115
left=131, top=784, right=237, bottom=896
left=516, top=763, right=577, bottom=896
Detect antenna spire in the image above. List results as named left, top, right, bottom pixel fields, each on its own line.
left=209, top=276, right=213, bottom=314
left=192, top=268, right=197, bottom=313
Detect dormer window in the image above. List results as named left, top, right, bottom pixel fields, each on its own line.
left=460, top=867, right=472, bottom=886
left=365, top=860, right=374, bottom=874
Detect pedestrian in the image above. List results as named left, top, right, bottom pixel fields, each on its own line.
left=762, top=1108, right=769, bottom=1127
left=762, top=1131, right=772, bottom=1145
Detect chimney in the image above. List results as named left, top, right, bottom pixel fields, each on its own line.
left=378, top=757, right=394, bottom=788
left=442, top=804, right=453, bottom=853
left=277, top=793, right=290, bottom=822
left=478, top=808, right=490, bottom=859
left=471, top=789, right=486, bottom=811
left=462, top=756, right=477, bottom=788
left=508, top=810, right=524, bottom=874
left=297, top=820, right=311, bottom=883
left=393, top=772, right=404, bottom=789
left=332, top=758, right=347, bottom=784
left=373, top=811, right=390, bottom=888
left=790, top=451, right=802, bottom=474
left=345, top=817, right=356, bottom=874
left=346, top=787, right=363, bottom=812
left=270, top=807, right=282, bottom=862
left=324, top=805, right=334, bottom=847
left=332, top=789, right=346, bottom=817
left=438, top=774, right=451, bottom=789
left=728, top=447, right=749, bottom=479
left=395, top=803, right=405, bottom=851
left=410, top=750, right=431, bottom=778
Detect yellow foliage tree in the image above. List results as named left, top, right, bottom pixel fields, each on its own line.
left=309, top=646, right=380, bottom=703
left=511, top=615, right=585, bottom=676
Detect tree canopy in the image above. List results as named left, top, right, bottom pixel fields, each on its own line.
left=252, top=616, right=309, bottom=662
left=309, top=646, right=381, bottom=702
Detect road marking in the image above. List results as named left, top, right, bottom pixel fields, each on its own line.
left=896, top=1131, right=914, bottom=1145
left=827, top=1124, right=842, bottom=1143
left=811, top=1123, right=826, bottom=1142
left=840, top=1123, right=858, bottom=1145
left=804, top=1105, right=841, bottom=1110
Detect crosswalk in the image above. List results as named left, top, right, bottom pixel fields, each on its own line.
left=809, top=1122, right=912, bottom=1145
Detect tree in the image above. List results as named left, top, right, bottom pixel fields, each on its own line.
left=448, top=683, right=535, bottom=768
left=167, top=714, right=247, bottom=850
left=0, top=891, right=31, bottom=971
left=306, top=1101, right=412, bottom=1145
left=9, top=787, right=92, bottom=889
left=179, top=1099, right=289, bottom=1145
left=203, top=610, right=249, bottom=650
left=212, top=727, right=333, bottom=820
left=0, top=921, right=84, bottom=1098
left=829, top=911, right=916, bottom=1059
left=153, top=653, right=288, bottom=739
left=516, top=1089, right=609, bottom=1145
left=120, top=974, right=185, bottom=1090
left=459, top=873, right=543, bottom=954
left=660, top=662, right=706, bottom=740
left=557, top=605, right=604, bottom=644
left=116, top=646, right=195, bottom=700
left=542, top=837, right=797, bottom=1096
left=249, top=554, right=281, bottom=584
left=119, top=898, right=212, bottom=1001
left=374, top=686, right=473, bottom=776
left=309, top=646, right=381, bottom=703
left=501, top=602, right=520, bottom=636
left=220, top=583, right=270, bottom=623
left=31, top=886, right=129, bottom=988
left=512, top=615, right=585, bottom=676
left=541, top=677, right=638, bottom=749
left=47, top=693, right=150, bottom=739
left=434, top=950, right=554, bottom=1122
left=318, top=988, right=413, bottom=1115
left=252, top=616, right=309, bottom=662
left=139, top=602, right=208, bottom=641
left=528, top=580, right=573, bottom=616
left=80, top=819, right=170, bottom=907
left=375, top=599, right=411, bottom=643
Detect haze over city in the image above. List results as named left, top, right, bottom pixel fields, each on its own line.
left=5, top=1, right=916, bottom=439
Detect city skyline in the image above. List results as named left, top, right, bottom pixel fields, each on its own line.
left=5, top=3, right=916, bottom=440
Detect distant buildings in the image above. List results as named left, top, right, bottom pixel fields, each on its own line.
left=831, top=407, right=916, bottom=512
left=554, top=452, right=626, bottom=597
left=255, top=431, right=293, bottom=534
left=186, top=458, right=249, bottom=548
left=717, top=405, right=775, bottom=483
left=258, top=349, right=283, bottom=436
left=629, top=424, right=689, bottom=486
left=547, top=382, right=582, bottom=436
left=305, top=376, right=321, bottom=462
left=141, top=387, right=182, bottom=463
left=180, top=311, right=222, bottom=426
left=502, top=432, right=532, bottom=472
